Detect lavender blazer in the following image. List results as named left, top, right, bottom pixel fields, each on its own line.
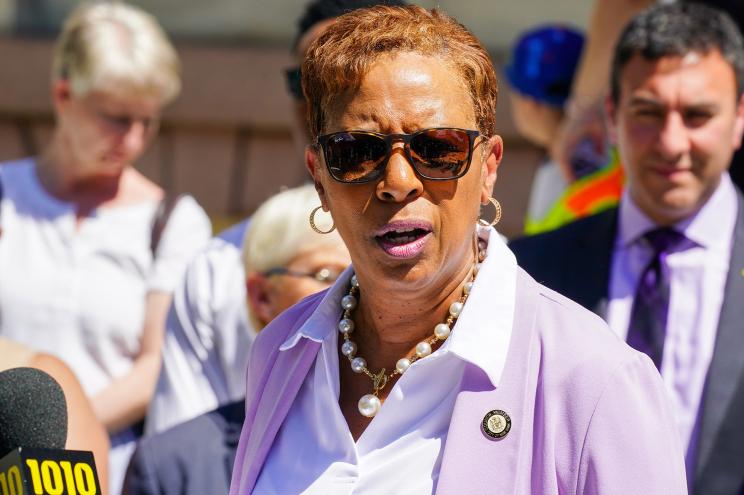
left=230, top=268, right=687, bottom=494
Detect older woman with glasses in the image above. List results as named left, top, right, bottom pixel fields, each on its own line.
left=230, top=6, right=686, bottom=494
left=243, top=184, right=351, bottom=331
left=0, top=3, right=210, bottom=493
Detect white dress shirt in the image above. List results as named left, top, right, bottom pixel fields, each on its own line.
left=146, top=220, right=256, bottom=434
left=254, top=227, right=516, bottom=494
left=606, top=174, right=737, bottom=462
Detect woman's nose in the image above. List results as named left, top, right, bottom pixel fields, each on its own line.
left=375, top=146, right=424, bottom=203
left=121, top=121, right=150, bottom=156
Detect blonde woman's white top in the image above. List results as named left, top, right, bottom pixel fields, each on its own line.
left=0, top=158, right=211, bottom=395
left=0, top=158, right=211, bottom=494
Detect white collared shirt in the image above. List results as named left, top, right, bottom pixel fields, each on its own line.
left=606, top=174, right=737, bottom=462
left=253, top=227, right=516, bottom=494
left=146, top=220, right=256, bottom=435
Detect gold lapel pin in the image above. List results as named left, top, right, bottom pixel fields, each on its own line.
left=482, top=409, right=511, bottom=439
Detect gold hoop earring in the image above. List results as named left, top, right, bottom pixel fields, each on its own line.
left=478, top=197, right=502, bottom=227
left=309, top=206, right=336, bottom=234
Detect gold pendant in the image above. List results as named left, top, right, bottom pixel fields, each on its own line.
left=372, top=368, right=388, bottom=392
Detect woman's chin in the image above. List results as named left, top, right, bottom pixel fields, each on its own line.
left=71, top=172, right=122, bottom=197
left=99, top=160, right=128, bottom=177
left=359, top=240, right=451, bottom=293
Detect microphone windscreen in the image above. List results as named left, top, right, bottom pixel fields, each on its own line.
left=0, top=367, right=68, bottom=456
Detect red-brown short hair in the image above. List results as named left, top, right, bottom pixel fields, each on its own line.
left=301, top=5, right=498, bottom=141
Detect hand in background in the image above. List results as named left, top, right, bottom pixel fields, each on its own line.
left=551, top=98, right=608, bottom=183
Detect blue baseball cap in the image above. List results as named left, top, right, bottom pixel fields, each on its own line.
left=504, top=25, right=585, bottom=107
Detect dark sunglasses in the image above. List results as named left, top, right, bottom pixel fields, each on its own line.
left=284, top=67, right=303, bottom=101
left=316, top=127, right=485, bottom=184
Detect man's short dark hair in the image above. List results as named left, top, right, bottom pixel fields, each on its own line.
left=610, top=2, right=744, bottom=103
left=293, top=0, right=407, bottom=52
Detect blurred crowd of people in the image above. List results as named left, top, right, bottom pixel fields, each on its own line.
left=1, top=0, right=744, bottom=494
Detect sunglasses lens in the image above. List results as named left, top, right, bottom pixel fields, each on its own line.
left=410, top=129, right=471, bottom=178
left=323, top=132, right=388, bottom=182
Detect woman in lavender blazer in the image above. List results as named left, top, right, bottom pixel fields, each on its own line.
left=230, top=5, right=687, bottom=494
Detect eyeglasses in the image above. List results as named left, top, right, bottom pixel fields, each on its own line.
left=316, top=127, right=484, bottom=184
left=263, top=266, right=341, bottom=283
left=80, top=97, right=161, bottom=138
left=284, top=67, right=303, bottom=101
left=95, top=111, right=160, bottom=137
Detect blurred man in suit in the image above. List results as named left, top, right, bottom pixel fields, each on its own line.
left=511, top=4, right=744, bottom=494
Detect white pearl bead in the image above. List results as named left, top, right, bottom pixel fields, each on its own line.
left=341, top=294, right=357, bottom=310
left=474, top=263, right=482, bottom=274
left=449, top=301, right=464, bottom=318
left=478, top=250, right=486, bottom=262
left=463, top=282, right=474, bottom=295
left=415, top=341, right=432, bottom=358
left=434, top=323, right=451, bottom=340
left=358, top=394, right=381, bottom=417
left=396, top=358, right=411, bottom=374
left=341, top=340, right=357, bottom=357
left=351, top=357, right=367, bottom=373
left=338, top=318, right=354, bottom=334
left=351, top=274, right=359, bottom=287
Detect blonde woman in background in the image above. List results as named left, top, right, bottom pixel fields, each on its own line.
left=128, top=184, right=350, bottom=495
left=243, top=184, right=351, bottom=331
left=146, top=184, right=350, bottom=431
left=0, top=4, right=210, bottom=492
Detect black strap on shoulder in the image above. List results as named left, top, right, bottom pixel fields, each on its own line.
left=150, top=193, right=183, bottom=258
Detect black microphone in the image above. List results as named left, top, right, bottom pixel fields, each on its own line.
left=0, top=367, right=67, bottom=456
left=0, top=367, right=102, bottom=495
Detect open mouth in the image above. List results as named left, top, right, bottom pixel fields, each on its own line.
left=378, top=227, right=429, bottom=244
left=374, top=222, right=433, bottom=258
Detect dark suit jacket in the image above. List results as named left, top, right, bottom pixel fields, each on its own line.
left=122, top=400, right=244, bottom=495
left=510, top=195, right=744, bottom=495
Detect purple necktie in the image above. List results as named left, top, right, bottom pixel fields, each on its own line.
left=626, top=227, right=687, bottom=369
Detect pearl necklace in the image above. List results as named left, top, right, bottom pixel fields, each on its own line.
left=338, top=239, right=487, bottom=417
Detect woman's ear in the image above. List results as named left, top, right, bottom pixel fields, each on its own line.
left=246, top=273, right=274, bottom=328
left=51, top=79, right=73, bottom=114
left=480, top=135, right=503, bottom=204
left=305, top=146, right=329, bottom=210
